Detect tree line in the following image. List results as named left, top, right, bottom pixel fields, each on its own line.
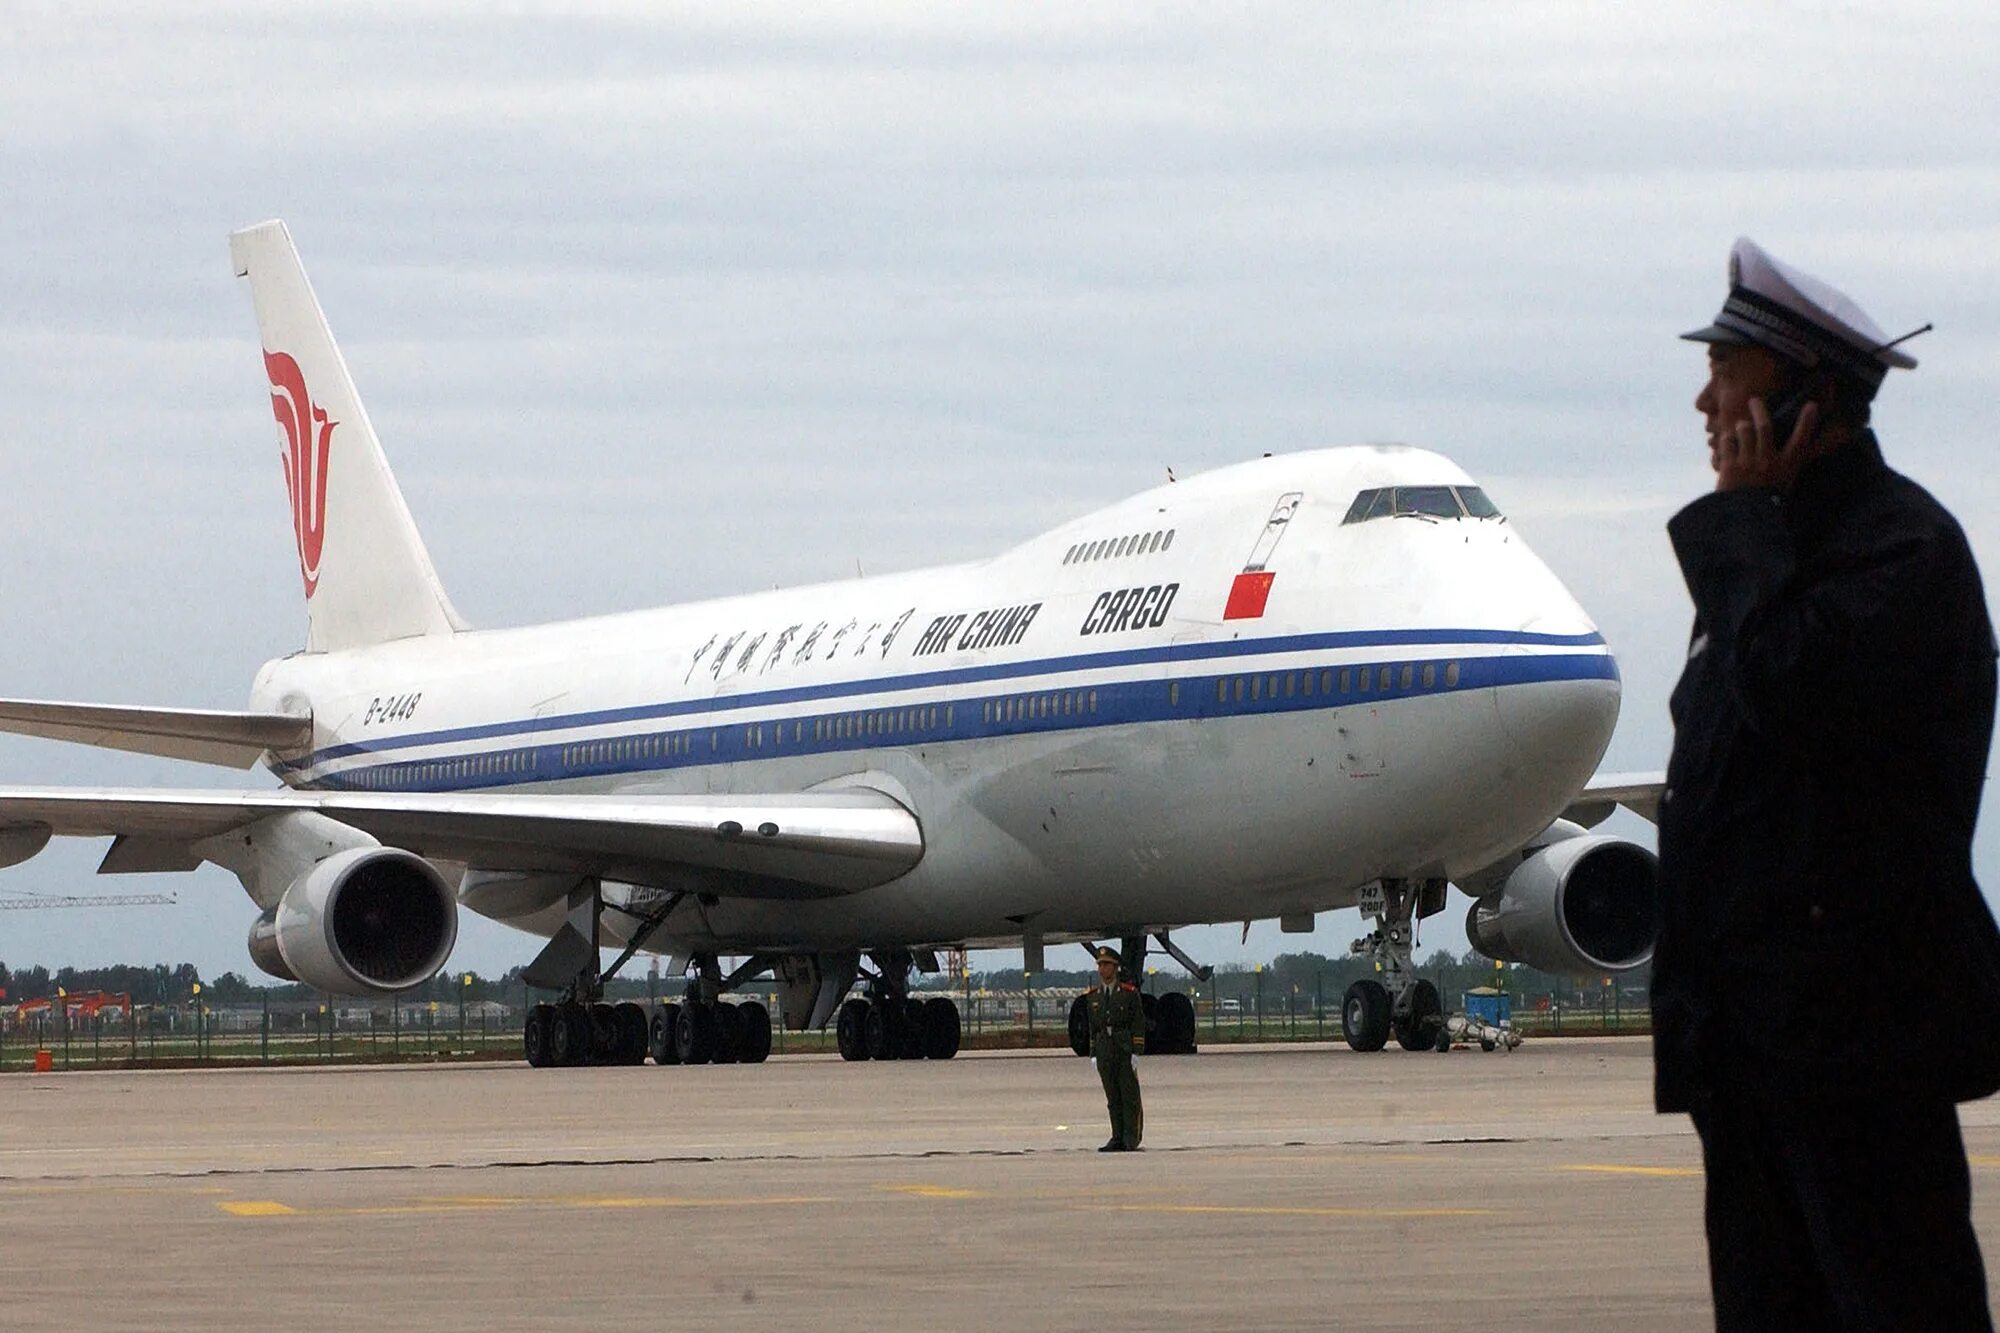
left=950, top=948, right=1651, bottom=1011
left=1, top=949, right=1651, bottom=1010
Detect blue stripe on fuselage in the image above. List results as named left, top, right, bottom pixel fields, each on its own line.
left=277, top=625, right=1605, bottom=775
left=298, top=645, right=1616, bottom=794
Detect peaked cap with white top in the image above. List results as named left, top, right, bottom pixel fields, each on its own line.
left=1682, top=237, right=1919, bottom=393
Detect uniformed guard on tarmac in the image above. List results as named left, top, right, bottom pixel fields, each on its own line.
left=1660, top=236, right=2000, bottom=1330
left=1087, top=946, right=1144, bottom=1151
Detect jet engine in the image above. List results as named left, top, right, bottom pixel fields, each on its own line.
left=246, top=847, right=457, bottom=995
left=1465, top=834, right=1658, bottom=976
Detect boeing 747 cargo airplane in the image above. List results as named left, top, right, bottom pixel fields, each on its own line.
left=0, top=222, right=1662, bottom=1068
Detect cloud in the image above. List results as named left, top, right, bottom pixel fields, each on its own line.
left=2, top=4, right=1996, bottom=979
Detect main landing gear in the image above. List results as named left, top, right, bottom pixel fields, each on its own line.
left=519, top=881, right=776, bottom=1070
left=833, top=949, right=963, bottom=1062
left=1066, top=933, right=1204, bottom=1059
left=1342, top=877, right=1450, bottom=1054
left=642, top=953, right=775, bottom=1067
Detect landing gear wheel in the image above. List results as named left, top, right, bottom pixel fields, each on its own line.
left=523, top=1003, right=554, bottom=1067
left=1139, top=991, right=1162, bottom=1056
left=863, top=1001, right=897, bottom=1062
left=674, top=1001, right=718, bottom=1065
left=1341, top=979, right=1391, bottom=1053
left=614, top=1002, right=649, bottom=1065
left=836, top=998, right=871, bottom=1062
left=550, top=1002, right=592, bottom=1066
left=922, top=997, right=961, bottom=1060
left=1067, top=993, right=1092, bottom=1057
left=649, top=1003, right=681, bottom=1065
left=710, top=1004, right=741, bottom=1064
left=898, top=999, right=928, bottom=1060
left=1159, top=991, right=1197, bottom=1055
left=734, top=1001, right=772, bottom=1064
left=1393, top=980, right=1444, bottom=1053
left=1435, top=1026, right=1453, bottom=1053
left=588, top=1003, right=620, bottom=1064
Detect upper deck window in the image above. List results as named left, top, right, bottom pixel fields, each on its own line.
left=1342, top=485, right=1502, bottom=524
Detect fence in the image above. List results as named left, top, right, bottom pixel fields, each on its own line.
left=0, top=982, right=1652, bottom=1071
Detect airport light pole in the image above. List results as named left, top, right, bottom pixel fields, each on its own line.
left=1023, top=970, right=1033, bottom=1033
left=1254, top=965, right=1263, bottom=1038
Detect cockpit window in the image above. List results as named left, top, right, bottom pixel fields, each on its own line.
left=1394, top=486, right=1462, bottom=518
left=1457, top=486, right=1500, bottom=518
left=1342, top=485, right=1504, bottom=525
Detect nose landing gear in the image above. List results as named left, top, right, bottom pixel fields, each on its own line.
left=1343, top=877, right=1450, bottom=1053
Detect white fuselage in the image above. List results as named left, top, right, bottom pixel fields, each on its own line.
left=250, top=447, right=1619, bottom=956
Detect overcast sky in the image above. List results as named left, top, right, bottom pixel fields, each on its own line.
left=2, top=3, right=1996, bottom=986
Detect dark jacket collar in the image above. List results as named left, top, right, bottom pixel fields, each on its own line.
left=1786, top=428, right=1886, bottom=538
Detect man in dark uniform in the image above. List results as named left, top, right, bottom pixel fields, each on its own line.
left=1659, top=236, right=2000, bottom=1330
left=1087, top=946, right=1144, bottom=1151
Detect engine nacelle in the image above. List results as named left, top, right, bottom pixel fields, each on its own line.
left=1466, top=835, right=1659, bottom=976
left=247, top=847, right=457, bottom=995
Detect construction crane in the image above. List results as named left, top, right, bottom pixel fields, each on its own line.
left=0, top=890, right=177, bottom=910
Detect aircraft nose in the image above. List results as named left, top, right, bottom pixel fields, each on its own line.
left=1491, top=656, right=1622, bottom=798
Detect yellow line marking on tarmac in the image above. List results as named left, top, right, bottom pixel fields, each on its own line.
left=877, top=1183, right=985, bottom=1200
left=1071, top=1203, right=1493, bottom=1219
left=1562, top=1165, right=1702, bottom=1178
left=216, top=1194, right=834, bottom=1218
left=1970, top=1156, right=2000, bottom=1168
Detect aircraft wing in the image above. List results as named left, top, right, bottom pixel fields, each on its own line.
left=0, top=698, right=313, bottom=769
left=1563, top=771, right=1665, bottom=828
left=0, top=786, right=922, bottom=899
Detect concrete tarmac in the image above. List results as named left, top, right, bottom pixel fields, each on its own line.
left=3, top=1037, right=1997, bottom=1331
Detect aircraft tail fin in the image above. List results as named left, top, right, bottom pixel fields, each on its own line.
left=228, top=220, right=466, bottom=652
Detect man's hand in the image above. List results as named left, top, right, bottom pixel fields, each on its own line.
left=1712, top=397, right=1827, bottom=493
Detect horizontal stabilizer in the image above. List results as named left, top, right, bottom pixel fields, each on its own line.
left=0, top=786, right=923, bottom=898
left=1564, top=771, right=1665, bottom=827
left=0, top=699, right=313, bottom=769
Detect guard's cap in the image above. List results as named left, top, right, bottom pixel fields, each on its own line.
left=1094, top=947, right=1121, bottom=966
left=1681, top=237, right=1919, bottom=393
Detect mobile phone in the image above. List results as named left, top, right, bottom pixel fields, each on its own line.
left=1763, top=382, right=1811, bottom=450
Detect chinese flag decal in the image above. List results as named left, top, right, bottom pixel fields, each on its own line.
left=1223, top=492, right=1302, bottom=620
left=1224, top=571, right=1276, bottom=620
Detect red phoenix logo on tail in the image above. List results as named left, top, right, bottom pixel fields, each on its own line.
left=263, top=350, right=335, bottom=598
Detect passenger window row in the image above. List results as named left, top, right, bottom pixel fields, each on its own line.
left=812, top=704, right=955, bottom=743
left=982, top=690, right=1099, bottom=724
left=559, top=733, right=693, bottom=769
left=355, top=746, right=539, bottom=790
left=1063, top=529, right=1175, bottom=566
left=1212, top=660, right=1462, bottom=705
left=344, top=658, right=1470, bottom=790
